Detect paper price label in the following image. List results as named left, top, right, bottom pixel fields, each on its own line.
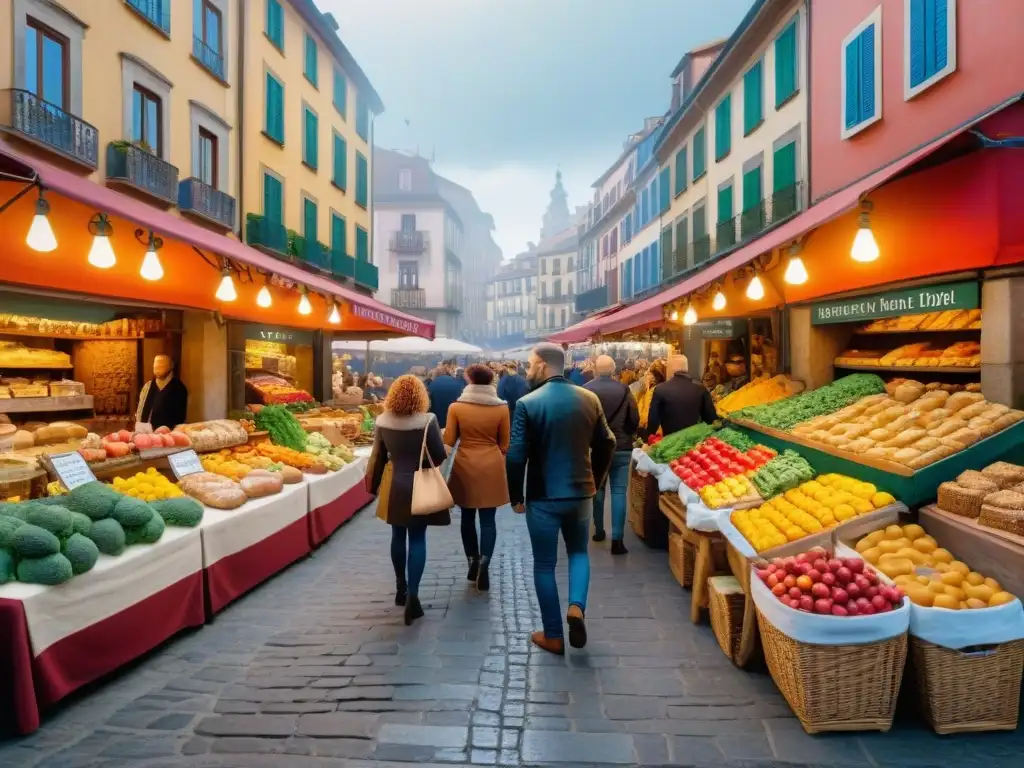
left=50, top=452, right=97, bottom=490
left=167, top=449, right=204, bottom=479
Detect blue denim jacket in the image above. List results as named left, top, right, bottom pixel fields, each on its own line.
left=506, top=376, right=616, bottom=505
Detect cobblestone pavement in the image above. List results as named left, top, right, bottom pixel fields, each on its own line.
left=1, top=503, right=1022, bottom=767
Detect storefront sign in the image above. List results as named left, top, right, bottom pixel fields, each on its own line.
left=168, top=449, right=204, bottom=479
left=351, top=304, right=429, bottom=337
left=50, top=452, right=97, bottom=490
left=697, top=320, right=740, bottom=339
left=242, top=324, right=314, bottom=346
left=811, top=281, right=980, bottom=325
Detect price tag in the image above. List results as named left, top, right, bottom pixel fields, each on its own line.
left=167, top=449, right=204, bottom=480
left=50, top=451, right=97, bottom=490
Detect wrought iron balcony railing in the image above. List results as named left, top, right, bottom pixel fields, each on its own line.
left=692, top=235, right=712, bottom=265
left=538, top=293, right=574, bottom=305
left=246, top=214, right=288, bottom=256
left=178, top=177, right=235, bottom=229
left=389, top=230, right=428, bottom=253
left=391, top=288, right=426, bottom=309
left=0, top=89, right=99, bottom=169
left=574, top=285, right=609, bottom=315
left=126, top=0, right=171, bottom=34
left=716, top=218, right=737, bottom=252
left=663, top=243, right=689, bottom=283
left=193, top=36, right=225, bottom=80
left=106, top=142, right=178, bottom=205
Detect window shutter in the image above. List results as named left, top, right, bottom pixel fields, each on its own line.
left=263, top=173, right=281, bottom=222
left=742, top=167, right=762, bottom=212
left=334, top=70, right=347, bottom=117
left=859, top=25, right=876, bottom=122
left=909, top=0, right=927, bottom=86
left=844, top=37, right=860, bottom=128
left=355, top=153, right=367, bottom=206
left=715, top=96, right=731, bottom=160
left=356, top=227, right=368, bottom=261
left=266, top=76, right=284, bottom=143
left=658, top=167, right=671, bottom=212
left=775, top=21, right=797, bottom=106
left=675, top=217, right=687, bottom=252
left=744, top=61, right=763, bottom=134
left=303, top=199, right=317, bottom=241
left=773, top=141, right=797, bottom=191
left=933, top=0, right=949, bottom=72
left=693, top=128, right=705, bottom=179
left=304, top=110, right=317, bottom=168
left=650, top=241, right=660, bottom=286
left=333, top=134, right=347, bottom=188
left=331, top=214, right=346, bottom=254
left=717, top=185, right=733, bottom=223
left=693, top=206, right=706, bottom=239
left=660, top=228, right=673, bottom=279
left=674, top=147, right=687, bottom=195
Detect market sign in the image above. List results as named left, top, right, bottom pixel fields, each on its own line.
left=696, top=320, right=741, bottom=339
left=351, top=304, right=431, bottom=337
left=243, top=324, right=314, bottom=346
left=50, top=452, right=97, bottom=490
left=811, top=281, right=980, bottom=326
left=167, top=449, right=204, bottom=480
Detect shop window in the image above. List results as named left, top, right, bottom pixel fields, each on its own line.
left=692, top=126, right=706, bottom=180
left=197, top=127, right=217, bottom=187
left=132, top=84, right=162, bottom=155
left=302, top=105, right=318, bottom=169
left=25, top=18, right=68, bottom=109
left=743, top=59, right=764, bottom=135
left=905, top=0, right=956, bottom=99
left=332, top=132, right=346, bottom=189
left=304, top=32, right=318, bottom=87
left=264, top=71, right=284, bottom=143
left=775, top=17, right=799, bottom=107
left=240, top=329, right=316, bottom=412
left=265, top=0, right=284, bottom=51
left=330, top=212, right=347, bottom=254
left=842, top=7, right=882, bottom=139
left=714, top=94, right=731, bottom=161
left=333, top=67, right=347, bottom=118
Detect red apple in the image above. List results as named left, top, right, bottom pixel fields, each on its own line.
left=821, top=572, right=836, bottom=587
left=771, top=583, right=787, bottom=597
left=854, top=574, right=871, bottom=591
left=855, top=596, right=872, bottom=610
left=865, top=586, right=879, bottom=600
left=798, top=595, right=814, bottom=612
left=798, top=562, right=813, bottom=576
left=847, top=559, right=865, bottom=574
left=846, top=600, right=860, bottom=616
left=835, top=567, right=852, bottom=585
left=871, top=595, right=888, bottom=612
left=891, top=587, right=905, bottom=604
left=756, top=569, right=771, bottom=583
left=788, top=586, right=803, bottom=601
left=771, top=558, right=786, bottom=569
left=797, top=552, right=813, bottom=564
left=831, top=587, right=849, bottom=605
left=814, top=598, right=833, bottom=615
left=807, top=569, right=823, bottom=583
left=788, top=598, right=802, bottom=610
left=783, top=575, right=797, bottom=589
left=859, top=602, right=876, bottom=615
left=876, top=600, right=892, bottom=613
left=827, top=558, right=843, bottom=574
left=765, top=563, right=778, bottom=574
left=812, top=558, right=829, bottom=574
left=766, top=573, right=781, bottom=589
left=831, top=604, right=849, bottom=616
left=866, top=571, right=880, bottom=586
left=845, top=582, right=862, bottom=600
left=811, top=583, right=830, bottom=599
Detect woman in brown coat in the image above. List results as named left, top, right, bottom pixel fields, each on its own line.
left=365, top=375, right=450, bottom=625
left=444, top=364, right=510, bottom=591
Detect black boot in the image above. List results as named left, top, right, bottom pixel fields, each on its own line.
left=395, top=579, right=408, bottom=606
left=592, top=529, right=606, bottom=543
left=476, top=556, right=490, bottom=592
left=467, top=556, right=480, bottom=581
left=404, top=595, right=424, bottom=625
left=611, top=539, right=628, bottom=556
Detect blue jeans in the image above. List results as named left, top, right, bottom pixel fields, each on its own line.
left=390, top=524, right=427, bottom=596
left=526, top=498, right=591, bottom=640
left=593, top=451, right=632, bottom=540
left=460, top=508, right=497, bottom=559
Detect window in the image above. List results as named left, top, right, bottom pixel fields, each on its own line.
left=25, top=18, right=67, bottom=109
left=264, top=72, right=284, bottom=143
left=554, top=278, right=562, bottom=297
left=658, top=167, right=671, bottom=213
left=553, top=258, right=561, bottom=275
left=610, top=228, right=618, bottom=252
left=356, top=93, right=370, bottom=141
left=693, top=204, right=707, bottom=239
left=650, top=241, right=659, bottom=287
left=692, top=127, right=706, bottom=180
left=623, top=213, right=632, bottom=244
left=329, top=133, right=346, bottom=189
left=714, top=94, right=731, bottom=161
left=197, top=127, right=217, bottom=187
left=541, top=259, right=547, bottom=275
left=905, top=0, right=956, bottom=99
left=640, top=187, right=649, bottom=225
left=333, top=68, right=347, bottom=118
left=265, top=0, right=284, bottom=50
left=304, top=32, right=318, bottom=86
left=355, top=225, right=368, bottom=261
left=773, top=141, right=797, bottom=193
left=355, top=152, right=368, bottom=207
left=567, top=256, right=574, bottom=272
left=743, top=166, right=762, bottom=213
left=775, top=18, right=799, bottom=107
left=399, top=261, right=419, bottom=288
left=842, top=7, right=882, bottom=138
left=540, top=282, right=547, bottom=298
left=398, top=168, right=412, bottom=191
left=718, top=184, right=733, bottom=223
left=127, top=0, right=170, bottom=32
left=743, top=60, right=763, bottom=135
left=561, top=308, right=567, bottom=327
left=400, top=214, right=416, bottom=232
left=303, top=197, right=317, bottom=242
left=132, top=84, right=162, bottom=154
left=263, top=171, right=282, bottom=222
left=194, top=0, right=224, bottom=79
left=331, top=212, right=347, bottom=254
left=302, top=106, right=318, bottom=169
left=674, top=217, right=687, bottom=256
left=673, top=147, right=687, bottom=196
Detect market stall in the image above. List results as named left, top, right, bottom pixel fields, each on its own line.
left=305, top=455, right=371, bottom=548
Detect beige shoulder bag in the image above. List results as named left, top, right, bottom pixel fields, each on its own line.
left=411, top=420, right=453, bottom=515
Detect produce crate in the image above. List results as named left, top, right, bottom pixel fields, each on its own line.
left=627, top=466, right=667, bottom=548
left=910, top=637, right=1024, bottom=734
left=668, top=531, right=694, bottom=588
left=627, top=465, right=645, bottom=538
left=709, top=575, right=745, bottom=661
left=755, top=606, right=907, bottom=733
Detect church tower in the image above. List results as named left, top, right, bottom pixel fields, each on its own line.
left=540, top=170, right=571, bottom=239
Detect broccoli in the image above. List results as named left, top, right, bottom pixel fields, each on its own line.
left=126, top=512, right=165, bottom=546
left=69, top=511, right=92, bottom=537
left=152, top=497, right=203, bottom=527
left=87, top=518, right=126, bottom=557
left=61, top=533, right=100, bottom=575
left=0, top=548, right=15, bottom=584
left=11, top=524, right=61, bottom=559
left=111, top=497, right=155, bottom=529
left=25, top=504, right=74, bottom=538
left=67, top=482, right=121, bottom=520
left=17, top=553, right=74, bottom=585
left=0, top=516, right=24, bottom=549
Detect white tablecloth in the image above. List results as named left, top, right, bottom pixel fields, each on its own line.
left=197, top=482, right=309, bottom=566
left=305, top=458, right=367, bottom=510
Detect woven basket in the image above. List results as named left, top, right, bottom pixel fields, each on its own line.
left=627, top=465, right=648, bottom=538
left=668, top=532, right=695, bottom=588
left=755, top=607, right=907, bottom=733
left=936, top=482, right=985, bottom=519
left=709, top=576, right=745, bottom=661
left=911, top=637, right=1024, bottom=734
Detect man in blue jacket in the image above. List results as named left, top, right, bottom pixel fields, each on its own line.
left=426, top=361, right=464, bottom=429
left=507, top=343, right=616, bottom=655
left=497, top=362, right=529, bottom=418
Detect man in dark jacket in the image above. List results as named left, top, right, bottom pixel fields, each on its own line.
left=584, top=355, right=639, bottom=554
left=644, top=354, right=717, bottom=438
left=427, top=362, right=464, bottom=429
left=497, top=362, right=529, bottom=418
left=508, top=343, right=615, bottom=655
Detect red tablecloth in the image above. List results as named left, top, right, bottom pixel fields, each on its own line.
left=306, top=459, right=372, bottom=547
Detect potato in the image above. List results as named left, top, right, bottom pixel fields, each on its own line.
left=861, top=546, right=882, bottom=564
left=965, top=598, right=989, bottom=610
left=989, top=591, right=1016, bottom=606
left=963, top=584, right=995, bottom=603
left=940, top=571, right=963, bottom=587
left=965, top=572, right=985, bottom=587
left=949, top=561, right=970, bottom=576
left=932, top=548, right=954, bottom=564
left=912, top=536, right=937, bottom=554
left=933, top=594, right=960, bottom=610
left=884, top=524, right=904, bottom=540
left=879, top=558, right=914, bottom=578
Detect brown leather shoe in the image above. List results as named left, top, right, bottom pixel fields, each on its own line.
left=531, top=631, right=565, bottom=655
left=566, top=604, right=587, bottom=648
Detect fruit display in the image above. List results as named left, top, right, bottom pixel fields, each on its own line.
left=755, top=548, right=904, bottom=616
left=305, top=432, right=355, bottom=471
left=255, top=442, right=324, bottom=472
left=247, top=372, right=314, bottom=406
left=699, top=474, right=759, bottom=510
left=716, top=375, right=803, bottom=416
left=858, top=308, right=982, bottom=333
left=750, top=450, right=815, bottom=499
left=853, top=522, right=1017, bottom=610
left=937, top=461, right=1024, bottom=536
left=835, top=341, right=981, bottom=369
left=111, top=468, right=184, bottom=501
left=201, top=454, right=254, bottom=481
left=254, top=405, right=308, bottom=452
left=176, top=420, right=249, bottom=452
left=732, top=374, right=886, bottom=432
left=712, top=427, right=757, bottom=452
left=732, top=474, right=895, bottom=553
left=648, top=423, right=717, bottom=464
left=669, top=437, right=774, bottom=490
left=789, top=380, right=1024, bottom=469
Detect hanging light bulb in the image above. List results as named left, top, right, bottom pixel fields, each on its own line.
left=682, top=304, right=698, bottom=326
left=86, top=213, right=116, bottom=269
left=851, top=200, right=880, bottom=263
left=712, top=288, right=727, bottom=312
left=215, top=267, right=237, bottom=301
left=746, top=274, right=765, bottom=301
left=328, top=301, right=341, bottom=324
left=140, top=246, right=164, bottom=281
left=298, top=287, right=312, bottom=316
left=669, top=310, right=679, bottom=322
left=256, top=285, right=273, bottom=308
left=784, top=244, right=808, bottom=285
left=26, top=190, right=57, bottom=252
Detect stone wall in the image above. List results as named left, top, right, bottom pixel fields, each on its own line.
left=73, top=341, right=138, bottom=416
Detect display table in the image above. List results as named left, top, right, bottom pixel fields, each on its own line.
left=199, top=482, right=311, bottom=614
left=659, top=493, right=728, bottom=623
left=0, top=527, right=204, bottom=735
left=306, top=458, right=372, bottom=548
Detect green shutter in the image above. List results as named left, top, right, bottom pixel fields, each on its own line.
left=693, top=128, right=706, bottom=180
left=742, top=166, right=762, bottom=211
left=266, top=0, right=283, bottom=49
left=658, top=167, right=671, bottom=213
left=334, top=69, right=347, bottom=118
left=660, top=227, right=674, bottom=280
left=744, top=61, right=764, bottom=135
left=693, top=206, right=706, bottom=238
left=673, top=147, right=687, bottom=196
left=717, top=185, right=733, bottom=223
left=304, top=34, right=318, bottom=86
left=775, top=20, right=798, bottom=107
left=356, top=94, right=369, bottom=141
left=715, top=95, right=731, bottom=161
left=355, top=226, right=368, bottom=261
left=773, top=141, right=797, bottom=191
left=265, top=74, right=283, bottom=143
left=333, top=134, right=347, bottom=189
left=263, top=173, right=282, bottom=222
left=331, top=213, right=347, bottom=254
left=304, top=108, right=318, bottom=168
left=303, top=198, right=317, bottom=240
left=355, top=152, right=368, bottom=207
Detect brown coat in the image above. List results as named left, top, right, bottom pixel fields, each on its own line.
left=443, top=386, right=510, bottom=510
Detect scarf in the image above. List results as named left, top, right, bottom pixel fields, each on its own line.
left=457, top=384, right=505, bottom=407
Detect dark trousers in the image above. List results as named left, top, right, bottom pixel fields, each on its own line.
left=460, top=507, right=497, bottom=559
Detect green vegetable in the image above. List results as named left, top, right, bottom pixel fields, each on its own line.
left=126, top=512, right=165, bottom=546
left=67, top=482, right=121, bottom=521
left=255, top=404, right=309, bottom=452
left=152, top=497, right=204, bottom=527
left=714, top=427, right=756, bottom=452
left=0, top=516, right=24, bottom=549
left=733, top=374, right=885, bottom=432
left=0, top=548, right=15, bottom=584
left=25, top=504, right=73, bottom=538
left=69, top=511, right=93, bottom=537
left=35, top=495, right=72, bottom=507
left=87, top=518, right=126, bottom=556
left=111, top=497, right=155, bottom=529
left=649, top=423, right=717, bottom=464
left=751, top=450, right=815, bottom=499
left=17, top=553, right=74, bottom=585
left=12, top=524, right=61, bottom=559
left=61, top=534, right=100, bottom=575
left=0, top=502, right=29, bottom=520
left=359, top=406, right=375, bottom=433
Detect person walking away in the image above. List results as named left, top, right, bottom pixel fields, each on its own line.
left=643, top=354, right=717, bottom=439
left=636, top=359, right=667, bottom=433
left=364, top=375, right=451, bottom=625
left=507, top=343, right=615, bottom=654
left=497, top=362, right=529, bottom=418
left=581, top=360, right=595, bottom=384
left=566, top=363, right=585, bottom=386
left=427, top=361, right=464, bottom=429
left=584, top=355, right=639, bottom=554
left=444, top=364, right=510, bottom=591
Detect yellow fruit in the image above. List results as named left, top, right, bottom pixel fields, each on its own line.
left=877, top=540, right=902, bottom=555
left=949, top=561, right=970, bottom=576
left=912, top=536, right=937, bottom=554
left=861, top=547, right=882, bottom=564
left=944, top=586, right=966, bottom=601
left=989, top=591, right=1016, bottom=607
left=865, top=530, right=886, bottom=547
left=879, top=558, right=914, bottom=578
left=899, top=548, right=929, bottom=566
left=966, top=598, right=989, bottom=610
left=916, top=575, right=931, bottom=586
left=933, top=562, right=951, bottom=573
left=906, top=585, right=934, bottom=607
left=932, top=548, right=953, bottom=564
left=933, top=594, right=960, bottom=610
left=965, top=572, right=985, bottom=587
left=884, top=525, right=904, bottom=540
left=940, top=571, right=963, bottom=587
left=902, top=524, right=926, bottom=540
left=985, top=577, right=1003, bottom=592
left=872, top=492, right=896, bottom=508
left=927, top=580, right=948, bottom=595
left=852, top=499, right=874, bottom=515
left=963, top=584, right=994, bottom=603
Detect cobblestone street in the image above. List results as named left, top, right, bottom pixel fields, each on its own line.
left=1, top=503, right=1022, bottom=767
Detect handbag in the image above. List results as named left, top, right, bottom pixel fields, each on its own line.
left=411, top=421, right=454, bottom=515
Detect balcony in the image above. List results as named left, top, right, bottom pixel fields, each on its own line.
left=538, top=293, right=573, bottom=305
left=575, top=285, right=609, bottom=315
left=354, top=260, right=378, bottom=292
left=193, top=36, right=225, bottom=80
left=246, top=214, right=288, bottom=256
left=294, top=236, right=329, bottom=271
left=716, top=218, right=737, bottom=251
left=391, top=288, right=426, bottom=309
left=693, top=235, right=712, bottom=265
left=178, top=177, right=235, bottom=230
left=663, top=243, right=689, bottom=283
left=106, top=142, right=178, bottom=206
left=770, top=183, right=800, bottom=222
left=389, top=230, right=428, bottom=254
left=0, top=90, right=99, bottom=169
left=709, top=183, right=805, bottom=260
left=126, top=0, right=171, bottom=35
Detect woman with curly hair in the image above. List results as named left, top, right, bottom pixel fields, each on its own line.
left=365, top=374, right=451, bottom=624
left=636, top=359, right=667, bottom=431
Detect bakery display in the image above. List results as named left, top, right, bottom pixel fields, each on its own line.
left=857, top=309, right=982, bottom=333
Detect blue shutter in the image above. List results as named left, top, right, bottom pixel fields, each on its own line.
left=775, top=20, right=798, bottom=106
left=633, top=254, right=641, bottom=292
left=355, top=152, right=368, bottom=207
left=674, top=148, right=687, bottom=195
left=911, top=0, right=949, bottom=87
left=331, top=213, right=347, bottom=255
left=265, top=75, right=283, bottom=143
left=743, top=61, right=763, bottom=134
left=859, top=25, right=876, bottom=123
left=304, top=109, right=318, bottom=168
left=909, top=0, right=927, bottom=87
left=650, top=241, right=659, bottom=286
left=303, top=198, right=317, bottom=241
left=715, top=95, right=731, bottom=160
left=844, top=36, right=860, bottom=128
left=933, top=0, right=949, bottom=72
left=333, top=69, right=347, bottom=117
left=333, top=134, right=347, bottom=189
left=263, top=173, right=282, bottom=222
left=658, top=167, right=671, bottom=212
left=693, top=127, right=706, bottom=179
left=355, top=226, right=368, bottom=261
left=266, top=0, right=283, bottom=49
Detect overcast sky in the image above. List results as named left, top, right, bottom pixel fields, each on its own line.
left=323, top=0, right=753, bottom=258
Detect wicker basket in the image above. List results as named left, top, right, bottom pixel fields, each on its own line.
left=627, top=467, right=667, bottom=548
left=668, top=532, right=695, bottom=588
left=627, top=465, right=647, bottom=538
left=709, top=576, right=745, bottom=660
left=911, top=637, right=1024, bottom=734
left=755, top=606, right=907, bottom=733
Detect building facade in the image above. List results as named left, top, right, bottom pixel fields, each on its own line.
left=619, top=122, right=667, bottom=302
left=485, top=251, right=537, bottom=346
left=536, top=226, right=578, bottom=334
left=373, top=148, right=463, bottom=338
